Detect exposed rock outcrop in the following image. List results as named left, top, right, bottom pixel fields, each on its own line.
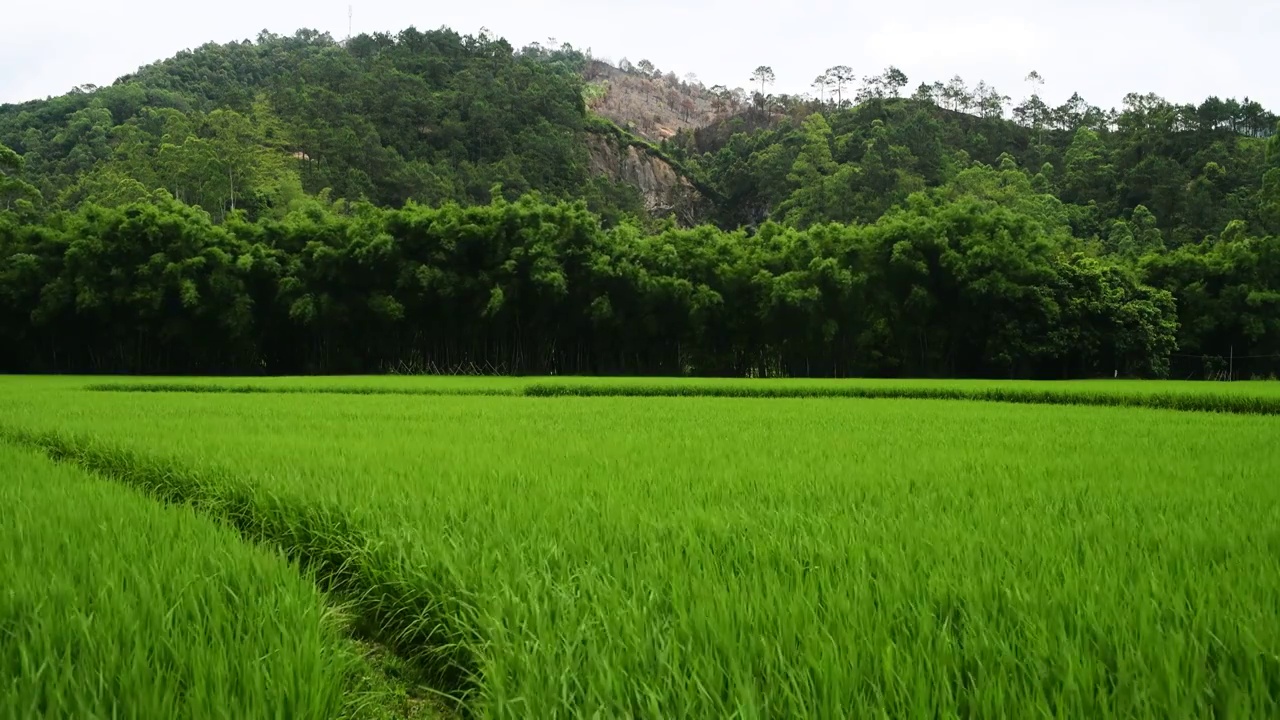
left=585, top=133, right=711, bottom=226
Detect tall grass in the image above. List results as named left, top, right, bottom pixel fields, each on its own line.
left=0, top=443, right=364, bottom=719
left=4, top=382, right=1279, bottom=718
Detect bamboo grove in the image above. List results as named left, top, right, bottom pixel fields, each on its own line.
left=2, top=177, right=1276, bottom=378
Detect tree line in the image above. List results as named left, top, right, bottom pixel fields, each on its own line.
left=4, top=147, right=1278, bottom=378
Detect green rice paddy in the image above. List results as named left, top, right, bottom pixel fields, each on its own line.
left=0, top=443, right=360, bottom=719
left=3, top=375, right=1279, bottom=717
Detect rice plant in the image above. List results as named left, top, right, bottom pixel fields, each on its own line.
left=0, top=444, right=364, bottom=719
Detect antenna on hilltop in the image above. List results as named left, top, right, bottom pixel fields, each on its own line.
left=347, top=5, right=353, bottom=41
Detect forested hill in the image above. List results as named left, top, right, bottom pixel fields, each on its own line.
left=0, top=28, right=653, bottom=219
left=2, top=28, right=1280, bottom=379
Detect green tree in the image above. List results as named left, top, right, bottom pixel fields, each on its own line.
left=0, top=143, right=40, bottom=214
left=1062, top=128, right=1116, bottom=212
left=1262, top=121, right=1280, bottom=233
left=1104, top=205, right=1166, bottom=260
left=776, top=115, right=843, bottom=227
left=750, top=66, right=775, bottom=96
left=811, top=73, right=829, bottom=104
left=824, top=66, right=854, bottom=105
left=882, top=66, right=909, bottom=97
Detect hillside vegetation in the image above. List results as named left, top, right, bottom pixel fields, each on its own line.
left=2, top=27, right=1280, bottom=378
left=0, top=28, right=642, bottom=220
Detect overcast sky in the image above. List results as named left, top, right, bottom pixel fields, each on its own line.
left=3, top=0, right=1277, bottom=112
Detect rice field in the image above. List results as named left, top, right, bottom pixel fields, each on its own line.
left=0, top=443, right=363, bottom=719
left=3, top=375, right=1280, bottom=718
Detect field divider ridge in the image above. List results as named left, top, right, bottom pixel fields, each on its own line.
left=83, top=382, right=519, bottom=397
left=79, top=379, right=1280, bottom=415
left=521, top=381, right=1280, bottom=415
left=0, top=425, right=483, bottom=717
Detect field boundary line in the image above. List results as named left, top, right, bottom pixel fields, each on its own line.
left=0, top=426, right=481, bottom=718
left=522, top=382, right=1280, bottom=415
left=83, top=382, right=518, bottom=397
left=79, top=379, right=1280, bottom=415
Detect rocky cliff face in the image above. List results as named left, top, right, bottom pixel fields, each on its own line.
left=585, top=133, right=710, bottom=226
left=582, top=60, right=722, bottom=144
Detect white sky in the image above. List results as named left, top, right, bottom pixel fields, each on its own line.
left=3, top=0, right=1277, bottom=113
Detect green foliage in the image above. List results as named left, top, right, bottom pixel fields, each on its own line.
left=0, top=28, right=608, bottom=217
left=775, top=114, right=848, bottom=227
left=686, top=93, right=1275, bottom=245
left=51, top=102, right=306, bottom=219
left=0, top=192, right=1186, bottom=378
left=1143, top=232, right=1280, bottom=367
left=0, top=142, right=41, bottom=216
left=1262, top=126, right=1280, bottom=232
left=1263, top=168, right=1280, bottom=234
